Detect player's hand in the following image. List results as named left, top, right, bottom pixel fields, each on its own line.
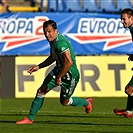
left=128, top=54, right=133, bottom=61
left=55, top=76, right=62, bottom=86
left=27, top=66, right=39, bottom=74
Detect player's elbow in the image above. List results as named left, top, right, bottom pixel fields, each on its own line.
left=69, top=60, right=73, bottom=67
left=65, top=59, right=73, bottom=67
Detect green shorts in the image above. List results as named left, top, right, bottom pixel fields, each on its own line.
left=43, top=67, right=80, bottom=100
left=129, top=76, right=133, bottom=87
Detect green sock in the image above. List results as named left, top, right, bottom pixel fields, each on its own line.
left=28, top=94, right=44, bottom=120
left=126, top=95, right=133, bottom=111
left=71, top=97, right=88, bottom=106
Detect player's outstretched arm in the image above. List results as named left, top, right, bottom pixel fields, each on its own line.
left=37, top=55, right=55, bottom=69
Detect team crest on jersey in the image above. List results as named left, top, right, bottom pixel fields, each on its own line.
left=61, top=47, right=66, bottom=51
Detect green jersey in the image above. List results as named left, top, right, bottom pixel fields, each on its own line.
left=44, top=34, right=80, bottom=97
left=50, top=34, right=78, bottom=75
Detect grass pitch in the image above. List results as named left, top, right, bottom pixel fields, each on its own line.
left=0, top=97, right=133, bottom=133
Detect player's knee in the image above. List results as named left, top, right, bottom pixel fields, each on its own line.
left=60, top=100, right=68, bottom=106
left=60, top=101, right=67, bottom=106
left=37, top=86, right=50, bottom=95
left=125, top=89, right=128, bottom=94
left=125, top=85, right=133, bottom=95
left=125, top=85, right=129, bottom=94
left=125, top=87, right=129, bottom=95
left=60, top=102, right=67, bottom=106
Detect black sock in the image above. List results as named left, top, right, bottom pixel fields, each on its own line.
left=126, top=95, right=133, bottom=111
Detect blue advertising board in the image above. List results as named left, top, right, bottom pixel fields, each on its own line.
left=0, top=12, right=133, bottom=55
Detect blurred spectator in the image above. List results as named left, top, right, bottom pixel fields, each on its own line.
left=0, top=0, right=11, bottom=13
left=31, top=0, right=36, bottom=7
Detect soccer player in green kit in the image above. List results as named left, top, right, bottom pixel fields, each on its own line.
left=114, top=8, right=133, bottom=118
left=16, top=20, right=93, bottom=124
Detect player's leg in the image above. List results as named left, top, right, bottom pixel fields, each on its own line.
left=27, top=72, right=60, bottom=121
left=126, top=95, right=133, bottom=113
left=16, top=84, right=50, bottom=124
left=59, top=73, right=93, bottom=114
left=27, top=84, right=50, bottom=121
left=16, top=73, right=55, bottom=124
left=124, top=77, right=133, bottom=115
left=113, top=76, right=133, bottom=118
left=125, top=76, right=133, bottom=96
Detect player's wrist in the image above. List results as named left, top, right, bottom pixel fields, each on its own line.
left=37, top=64, right=41, bottom=69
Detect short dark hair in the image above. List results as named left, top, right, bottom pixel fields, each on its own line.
left=121, top=8, right=133, bottom=18
left=43, top=20, right=57, bottom=30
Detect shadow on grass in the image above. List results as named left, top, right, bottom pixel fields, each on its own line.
left=66, top=129, right=133, bottom=133
left=0, top=113, right=117, bottom=118
left=35, top=120, right=133, bottom=127
left=0, top=119, right=132, bottom=127
left=0, top=113, right=133, bottom=127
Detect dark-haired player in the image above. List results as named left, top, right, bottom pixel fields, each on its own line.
left=114, top=8, right=133, bottom=118
left=16, top=20, right=93, bottom=124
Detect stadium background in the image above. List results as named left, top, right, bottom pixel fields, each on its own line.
left=0, top=0, right=133, bottom=98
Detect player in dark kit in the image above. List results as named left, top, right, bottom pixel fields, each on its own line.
left=113, top=8, right=133, bottom=118
left=16, top=20, right=93, bottom=124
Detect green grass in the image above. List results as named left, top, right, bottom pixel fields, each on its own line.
left=0, top=97, right=133, bottom=133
